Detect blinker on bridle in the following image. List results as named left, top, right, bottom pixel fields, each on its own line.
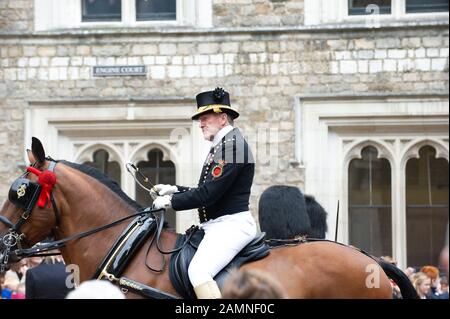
left=0, top=161, right=59, bottom=272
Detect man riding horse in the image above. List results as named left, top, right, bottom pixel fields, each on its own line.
left=152, top=87, right=257, bottom=299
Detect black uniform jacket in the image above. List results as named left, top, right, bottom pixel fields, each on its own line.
left=171, top=128, right=254, bottom=223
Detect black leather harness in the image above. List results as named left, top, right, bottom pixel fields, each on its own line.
left=92, top=211, right=178, bottom=299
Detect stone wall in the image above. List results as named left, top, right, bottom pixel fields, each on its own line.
left=0, top=25, right=448, bottom=210
left=0, top=0, right=448, bottom=216
left=213, top=0, right=304, bottom=27
left=0, top=0, right=34, bottom=33
left=0, top=0, right=305, bottom=32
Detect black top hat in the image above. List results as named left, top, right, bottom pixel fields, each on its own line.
left=191, top=87, right=240, bottom=120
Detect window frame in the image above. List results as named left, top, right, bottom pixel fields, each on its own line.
left=295, top=94, right=449, bottom=270
left=344, top=0, right=449, bottom=22
left=404, top=145, right=449, bottom=266
left=79, top=0, right=181, bottom=28
left=81, top=0, right=123, bottom=23
left=304, top=0, right=449, bottom=25
left=347, top=0, right=393, bottom=16
left=34, top=0, right=212, bottom=32
left=348, top=146, right=393, bottom=257
left=405, top=0, right=449, bottom=14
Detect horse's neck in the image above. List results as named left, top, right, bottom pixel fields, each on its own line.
left=57, top=166, right=137, bottom=281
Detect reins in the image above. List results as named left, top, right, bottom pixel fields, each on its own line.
left=14, top=207, right=164, bottom=259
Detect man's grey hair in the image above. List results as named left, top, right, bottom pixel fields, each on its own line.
left=226, top=114, right=234, bottom=126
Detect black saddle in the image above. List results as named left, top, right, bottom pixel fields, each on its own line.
left=169, top=227, right=270, bottom=299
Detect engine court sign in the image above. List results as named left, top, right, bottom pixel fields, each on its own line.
left=93, top=65, right=147, bottom=77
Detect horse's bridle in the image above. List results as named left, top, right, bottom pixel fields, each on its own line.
left=0, top=160, right=61, bottom=272
left=0, top=160, right=165, bottom=274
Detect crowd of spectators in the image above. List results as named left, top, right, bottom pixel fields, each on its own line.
left=0, top=253, right=73, bottom=299
left=381, top=256, right=448, bottom=299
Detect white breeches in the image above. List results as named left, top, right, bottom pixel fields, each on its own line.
left=188, top=211, right=257, bottom=287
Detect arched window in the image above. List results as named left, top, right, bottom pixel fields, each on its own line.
left=406, top=146, right=449, bottom=267
left=348, top=146, right=392, bottom=257
left=83, top=149, right=121, bottom=185
left=135, top=149, right=176, bottom=229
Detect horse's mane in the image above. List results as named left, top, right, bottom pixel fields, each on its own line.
left=60, top=160, right=143, bottom=212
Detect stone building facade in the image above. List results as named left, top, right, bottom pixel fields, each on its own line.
left=0, top=0, right=448, bottom=269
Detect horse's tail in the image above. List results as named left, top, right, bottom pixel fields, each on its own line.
left=376, top=258, right=419, bottom=299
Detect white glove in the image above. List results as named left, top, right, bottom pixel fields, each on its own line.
left=152, top=195, right=172, bottom=210
left=150, top=184, right=179, bottom=197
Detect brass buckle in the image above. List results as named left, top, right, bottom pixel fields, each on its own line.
left=21, top=211, right=30, bottom=220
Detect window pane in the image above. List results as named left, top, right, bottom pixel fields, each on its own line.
left=136, top=0, right=176, bottom=21
left=136, top=149, right=176, bottom=229
left=406, top=207, right=448, bottom=267
left=406, top=146, right=449, bottom=205
left=348, top=0, right=392, bottom=15
left=82, top=0, right=121, bottom=22
left=406, top=146, right=449, bottom=267
left=349, top=207, right=392, bottom=257
left=348, top=147, right=391, bottom=205
left=348, top=146, right=392, bottom=256
left=349, top=158, right=370, bottom=205
left=83, top=149, right=121, bottom=185
left=406, top=0, right=449, bottom=13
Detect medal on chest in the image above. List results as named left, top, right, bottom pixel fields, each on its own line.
left=212, top=160, right=226, bottom=179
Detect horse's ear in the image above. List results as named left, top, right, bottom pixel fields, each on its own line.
left=31, top=137, right=46, bottom=165
left=27, top=149, right=36, bottom=165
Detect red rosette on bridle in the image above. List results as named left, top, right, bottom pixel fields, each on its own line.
left=27, top=167, right=57, bottom=208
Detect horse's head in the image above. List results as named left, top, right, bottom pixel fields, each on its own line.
left=0, top=137, right=61, bottom=272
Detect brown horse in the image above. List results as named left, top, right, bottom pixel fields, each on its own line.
left=0, top=138, right=414, bottom=299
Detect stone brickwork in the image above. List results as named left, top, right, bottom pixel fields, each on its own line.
left=213, top=0, right=304, bottom=27
left=0, top=1, right=448, bottom=218
left=0, top=0, right=34, bottom=33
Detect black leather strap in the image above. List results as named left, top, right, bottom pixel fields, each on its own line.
left=14, top=209, right=163, bottom=259
left=119, top=276, right=178, bottom=299
left=0, top=215, right=14, bottom=228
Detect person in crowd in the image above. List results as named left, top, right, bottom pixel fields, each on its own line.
left=420, top=265, right=441, bottom=299
left=440, top=225, right=449, bottom=279
left=11, top=283, right=26, bottom=299
left=25, top=253, right=72, bottom=299
left=412, top=272, right=432, bottom=299
left=0, top=273, right=6, bottom=299
left=221, top=268, right=286, bottom=299
left=66, top=280, right=125, bottom=299
left=2, top=271, right=19, bottom=296
left=304, top=194, right=328, bottom=239
left=437, top=276, right=448, bottom=299
left=404, top=266, right=416, bottom=280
